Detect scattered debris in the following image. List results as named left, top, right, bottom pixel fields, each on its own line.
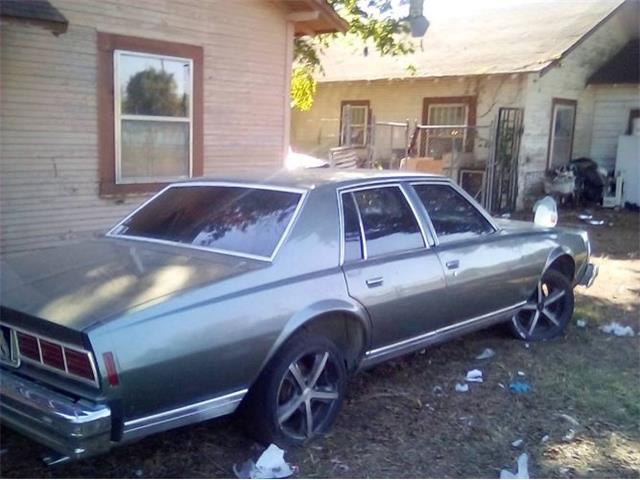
left=517, top=371, right=525, bottom=377
left=541, top=435, right=550, bottom=443
left=476, top=348, right=495, bottom=360
left=576, top=318, right=587, bottom=328
left=455, top=383, right=469, bottom=392
left=554, top=413, right=580, bottom=427
left=562, top=429, right=576, bottom=442
left=587, top=219, right=605, bottom=226
left=600, top=322, right=635, bottom=337
left=511, top=439, right=524, bottom=449
left=509, top=382, right=532, bottom=393
left=559, top=467, right=571, bottom=475
left=498, top=383, right=506, bottom=389
left=466, top=369, right=483, bottom=383
left=234, top=444, right=295, bottom=479
left=432, top=385, right=443, bottom=395
left=500, top=453, right=529, bottom=479
left=524, top=343, right=530, bottom=349
left=578, top=213, right=593, bottom=220
left=501, top=213, right=512, bottom=219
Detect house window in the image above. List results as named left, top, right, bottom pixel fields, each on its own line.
left=422, top=97, right=476, bottom=158
left=98, top=33, right=203, bottom=196
left=548, top=98, right=577, bottom=169
left=340, top=100, right=369, bottom=147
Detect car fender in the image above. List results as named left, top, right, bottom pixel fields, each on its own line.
left=545, top=245, right=574, bottom=271
left=258, top=298, right=372, bottom=373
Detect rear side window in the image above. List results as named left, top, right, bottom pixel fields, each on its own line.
left=413, top=184, right=494, bottom=242
left=111, top=185, right=302, bottom=258
left=341, top=192, right=363, bottom=262
left=352, top=186, right=424, bottom=258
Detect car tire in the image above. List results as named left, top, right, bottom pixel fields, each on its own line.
left=510, top=269, right=575, bottom=341
left=242, top=331, right=347, bottom=447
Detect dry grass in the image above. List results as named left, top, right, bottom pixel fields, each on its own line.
left=1, top=208, right=638, bottom=478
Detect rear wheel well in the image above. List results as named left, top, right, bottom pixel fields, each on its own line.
left=300, top=312, right=367, bottom=373
left=547, top=254, right=575, bottom=282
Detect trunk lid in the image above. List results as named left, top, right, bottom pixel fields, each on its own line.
left=1, top=238, right=266, bottom=332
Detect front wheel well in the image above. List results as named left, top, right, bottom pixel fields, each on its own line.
left=300, top=312, right=367, bottom=373
left=547, top=254, right=575, bottom=282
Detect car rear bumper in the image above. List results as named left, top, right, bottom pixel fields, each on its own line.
left=0, top=369, right=111, bottom=459
left=578, top=262, right=599, bottom=288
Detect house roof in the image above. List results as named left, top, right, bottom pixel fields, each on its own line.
left=0, top=0, right=68, bottom=34
left=316, top=0, right=628, bottom=82
left=588, top=39, right=640, bottom=84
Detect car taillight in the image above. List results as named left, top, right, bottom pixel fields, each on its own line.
left=64, top=347, right=95, bottom=381
left=17, top=332, right=40, bottom=361
left=14, top=329, right=98, bottom=387
left=40, top=339, right=65, bottom=370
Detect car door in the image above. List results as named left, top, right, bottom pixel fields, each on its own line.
left=340, top=184, right=448, bottom=352
left=410, top=181, right=528, bottom=329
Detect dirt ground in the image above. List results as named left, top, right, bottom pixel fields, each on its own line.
left=1, top=207, right=638, bottom=479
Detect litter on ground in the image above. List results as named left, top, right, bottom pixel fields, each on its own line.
left=234, top=444, right=295, bottom=479
left=576, top=319, right=587, bottom=328
left=541, top=435, right=550, bottom=443
left=563, top=429, right=576, bottom=442
left=500, top=453, right=529, bottom=479
left=455, top=383, right=469, bottom=392
left=587, top=219, right=605, bottom=226
left=476, top=348, right=495, bottom=360
left=511, top=439, right=524, bottom=448
left=509, top=382, right=532, bottom=393
left=517, top=371, right=525, bottom=376
left=554, top=413, right=580, bottom=426
left=600, top=321, right=635, bottom=337
left=466, top=369, right=483, bottom=382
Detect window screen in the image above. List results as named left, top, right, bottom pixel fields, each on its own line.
left=413, top=184, right=494, bottom=242
left=352, top=187, right=424, bottom=258
left=341, top=192, right=363, bottom=262
left=112, top=186, right=302, bottom=258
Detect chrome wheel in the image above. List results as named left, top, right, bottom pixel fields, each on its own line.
left=277, top=351, right=341, bottom=441
left=512, top=269, right=574, bottom=340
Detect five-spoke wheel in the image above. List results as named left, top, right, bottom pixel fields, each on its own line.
left=511, top=269, right=574, bottom=341
left=243, top=332, right=346, bottom=446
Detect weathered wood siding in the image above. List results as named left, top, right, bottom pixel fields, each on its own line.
left=1, top=0, right=290, bottom=253
left=588, top=84, right=640, bottom=172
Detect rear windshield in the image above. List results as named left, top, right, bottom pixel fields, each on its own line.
left=110, top=185, right=303, bottom=258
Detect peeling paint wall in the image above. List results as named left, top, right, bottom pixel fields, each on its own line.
left=517, top=1, right=638, bottom=208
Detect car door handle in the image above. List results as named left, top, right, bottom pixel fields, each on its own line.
left=446, top=260, right=460, bottom=270
left=365, top=277, right=384, bottom=288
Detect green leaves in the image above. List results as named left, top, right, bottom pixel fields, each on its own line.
left=291, top=0, right=413, bottom=111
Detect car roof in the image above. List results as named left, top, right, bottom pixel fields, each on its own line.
left=175, top=168, right=449, bottom=191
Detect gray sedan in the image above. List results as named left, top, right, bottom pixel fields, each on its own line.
left=0, top=169, right=597, bottom=462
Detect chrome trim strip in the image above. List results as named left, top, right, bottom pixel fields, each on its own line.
left=2, top=323, right=100, bottom=388
left=106, top=182, right=308, bottom=262
left=122, top=388, right=248, bottom=440
left=352, top=192, right=368, bottom=260
left=366, top=301, right=526, bottom=358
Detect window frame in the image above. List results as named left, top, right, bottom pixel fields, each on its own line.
left=114, top=49, right=194, bottom=185
left=547, top=98, right=577, bottom=169
left=106, top=182, right=308, bottom=262
left=409, top=180, right=498, bottom=246
left=97, top=32, right=203, bottom=197
left=421, top=96, right=476, bottom=155
left=339, top=100, right=370, bottom=147
left=337, top=182, right=430, bottom=264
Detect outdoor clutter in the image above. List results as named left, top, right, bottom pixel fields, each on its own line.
left=234, top=444, right=296, bottom=479
left=500, top=453, right=530, bottom=479
left=600, top=321, right=635, bottom=337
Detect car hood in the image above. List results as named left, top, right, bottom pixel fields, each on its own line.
left=0, top=238, right=266, bottom=331
left=494, top=218, right=548, bottom=234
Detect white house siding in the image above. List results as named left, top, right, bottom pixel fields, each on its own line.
left=292, top=74, right=526, bottom=161
left=517, top=3, right=637, bottom=206
left=1, top=0, right=290, bottom=254
left=588, top=84, right=640, bottom=172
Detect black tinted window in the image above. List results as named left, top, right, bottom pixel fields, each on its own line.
left=413, top=184, right=494, bottom=242
left=342, top=193, right=363, bottom=262
left=113, top=185, right=302, bottom=258
left=353, top=187, right=424, bottom=258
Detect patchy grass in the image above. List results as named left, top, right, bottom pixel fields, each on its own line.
left=1, top=208, right=638, bottom=478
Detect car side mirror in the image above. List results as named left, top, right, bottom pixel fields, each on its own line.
left=533, top=196, right=558, bottom=227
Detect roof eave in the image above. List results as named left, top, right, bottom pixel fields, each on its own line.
left=280, top=0, right=348, bottom=36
